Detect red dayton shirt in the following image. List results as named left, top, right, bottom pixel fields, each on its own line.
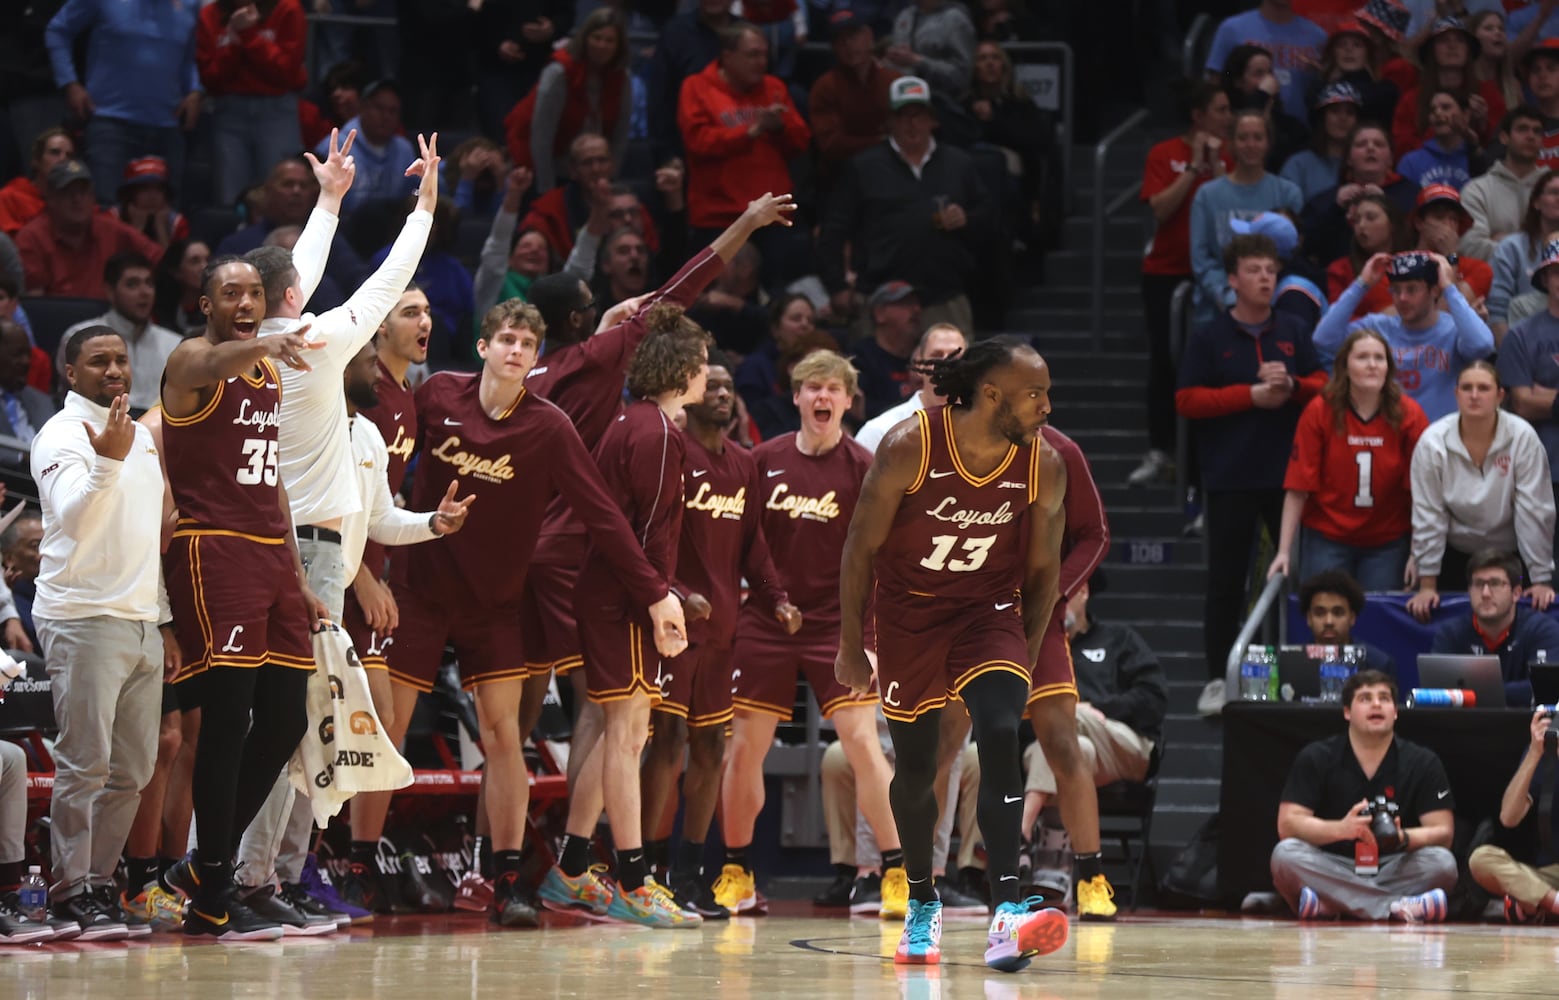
left=16, top=213, right=164, bottom=296
left=1141, top=135, right=1234, bottom=276
left=195, top=0, right=308, bottom=97
left=678, top=60, right=810, bottom=228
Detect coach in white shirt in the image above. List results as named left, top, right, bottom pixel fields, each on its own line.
left=234, top=133, right=437, bottom=912
left=854, top=323, right=967, bottom=453
left=30, top=325, right=176, bottom=928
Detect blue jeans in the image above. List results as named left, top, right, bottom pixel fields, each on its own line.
left=83, top=117, right=184, bottom=206
left=1298, top=528, right=1410, bottom=592
left=211, top=94, right=303, bottom=207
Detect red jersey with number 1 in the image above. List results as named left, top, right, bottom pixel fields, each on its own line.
left=1283, top=394, right=1430, bottom=547
left=875, top=405, right=1042, bottom=604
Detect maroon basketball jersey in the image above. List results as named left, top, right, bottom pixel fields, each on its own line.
left=677, top=433, right=787, bottom=645
left=874, top=405, right=1041, bottom=603
left=162, top=359, right=289, bottom=539
left=749, top=431, right=873, bottom=627
left=363, top=359, right=417, bottom=495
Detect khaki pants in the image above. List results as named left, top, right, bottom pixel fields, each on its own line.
left=1022, top=706, right=1154, bottom=796
left=820, top=727, right=973, bottom=873
left=1469, top=844, right=1559, bottom=909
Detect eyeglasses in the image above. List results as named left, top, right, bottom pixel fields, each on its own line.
left=1470, top=578, right=1512, bottom=592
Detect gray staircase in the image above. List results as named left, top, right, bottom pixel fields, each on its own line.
left=1002, top=135, right=1223, bottom=892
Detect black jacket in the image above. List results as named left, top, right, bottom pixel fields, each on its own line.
left=1071, top=618, right=1169, bottom=743
left=819, top=140, right=990, bottom=305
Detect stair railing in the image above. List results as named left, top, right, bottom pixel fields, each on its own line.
left=1224, top=572, right=1288, bottom=694
left=1092, top=109, right=1150, bottom=346
left=1182, top=14, right=1212, bottom=80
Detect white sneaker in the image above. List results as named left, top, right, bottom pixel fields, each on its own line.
left=1182, top=512, right=1205, bottom=537
left=1127, top=449, right=1174, bottom=486
left=1197, top=679, right=1227, bottom=717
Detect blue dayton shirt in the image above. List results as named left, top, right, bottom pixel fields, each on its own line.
left=47, top=0, right=200, bottom=129
left=1495, top=309, right=1559, bottom=484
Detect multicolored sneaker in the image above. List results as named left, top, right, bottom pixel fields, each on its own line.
left=984, top=897, right=1069, bottom=973
left=1389, top=888, right=1447, bottom=923
left=121, top=884, right=185, bottom=931
left=1296, top=886, right=1334, bottom=921
left=1076, top=874, right=1117, bottom=922
left=711, top=864, right=757, bottom=914
left=880, top=867, right=910, bottom=921
left=894, top=898, right=943, bottom=965
left=605, top=877, right=703, bottom=928
left=451, top=870, right=495, bottom=913
left=537, top=864, right=613, bottom=917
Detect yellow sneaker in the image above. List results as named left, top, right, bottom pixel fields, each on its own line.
left=1076, top=874, right=1117, bottom=922
left=880, top=866, right=909, bottom=921
left=711, top=864, right=756, bottom=913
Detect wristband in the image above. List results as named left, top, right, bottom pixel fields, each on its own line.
left=428, top=512, right=441, bottom=535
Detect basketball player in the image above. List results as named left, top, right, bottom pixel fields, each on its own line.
left=382, top=299, right=686, bottom=928
left=836, top=338, right=1069, bottom=970
left=716, top=350, right=903, bottom=917
left=635, top=350, right=800, bottom=918
left=160, top=255, right=326, bottom=941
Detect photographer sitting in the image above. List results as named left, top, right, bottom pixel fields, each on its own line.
left=1271, top=670, right=1458, bottom=922
left=1429, top=549, right=1559, bottom=707
left=1468, top=708, right=1559, bottom=922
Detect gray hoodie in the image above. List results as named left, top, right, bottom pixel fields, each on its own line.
left=1458, top=161, right=1545, bottom=264
left=1410, top=410, right=1556, bottom=582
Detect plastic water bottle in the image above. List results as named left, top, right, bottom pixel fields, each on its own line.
left=1241, top=645, right=1266, bottom=701
left=1265, top=646, right=1281, bottom=702
left=1320, top=646, right=1347, bottom=702
left=18, top=865, right=47, bottom=921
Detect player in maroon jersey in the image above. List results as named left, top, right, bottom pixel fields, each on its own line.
left=159, top=255, right=327, bottom=941
left=714, top=350, right=903, bottom=918
left=368, top=299, right=686, bottom=928
left=632, top=351, right=801, bottom=918
left=836, top=337, right=1069, bottom=971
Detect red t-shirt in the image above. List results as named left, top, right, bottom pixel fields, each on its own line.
left=1141, top=136, right=1233, bottom=276
left=1283, top=393, right=1429, bottom=547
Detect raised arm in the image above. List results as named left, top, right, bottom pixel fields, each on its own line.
left=1022, top=444, right=1068, bottom=667
left=292, top=128, right=358, bottom=303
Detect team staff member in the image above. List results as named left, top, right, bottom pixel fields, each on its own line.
left=382, top=300, right=686, bottom=929
left=836, top=338, right=1070, bottom=970
left=33, top=327, right=179, bottom=939
left=160, top=255, right=323, bottom=942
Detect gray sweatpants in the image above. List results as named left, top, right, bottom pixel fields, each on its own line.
left=1, top=739, right=26, bottom=864
left=1269, top=837, right=1459, bottom=920
left=236, top=534, right=343, bottom=886
left=37, top=615, right=162, bottom=899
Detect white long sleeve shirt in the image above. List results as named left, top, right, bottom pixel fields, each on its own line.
left=1410, top=411, right=1557, bottom=583
left=30, top=391, right=169, bottom=622
left=261, top=207, right=433, bottom=526
left=341, top=413, right=439, bottom=579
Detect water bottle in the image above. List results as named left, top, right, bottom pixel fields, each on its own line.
left=18, top=865, right=47, bottom=922
left=1406, top=688, right=1476, bottom=707
left=1320, top=645, right=1347, bottom=703
left=1265, top=646, right=1281, bottom=703
left=1241, top=645, right=1267, bottom=701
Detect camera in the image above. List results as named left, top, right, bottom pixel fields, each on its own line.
left=1359, top=795, right=1402, bottom=853
left=1539, top=704, right=1559, bottom=755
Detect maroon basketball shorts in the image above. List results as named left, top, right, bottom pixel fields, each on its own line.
left=518, top=547, right=584, bottom=678
left=1026, top=601, right=1079, bottom=708
left=657, top=637, right=735, bottom=728
left=341, top=587, right=391, bottom=670
left=580, top=610, right=663, bottom=705
left=874, top=593, right=1033, bottom=723
left=731, top=609, right=875, bottom=721
left=165, top=532, right=314, bottom=683
left=384, top=582, right=526, bottom=692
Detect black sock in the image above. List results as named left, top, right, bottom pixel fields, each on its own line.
left=724, top=845, right=749, bottom=872
left=1074, top=852, right=1103, bottom=882
left=493, top=850, right=524, bottom=879
left=881, top=848, right=904, bottom=872
left=192, top=857, right=231, bottom=908
left=127, top=856, right=160, bottom=894
left=617, top=848, right=649, bottom=891
left=0, top=860, right=20, bottom=892
left=349, top=840, right=378, bottom=869
left=559, top=833, right=592, bottom=878
left=474, top=835, right=493, bottom=880
left=645, top=838, right=670, bottom=877
left=907, top=873, right=938, bottom=904
left=833, top=863, right=855, bottom=883
left=673, top=840, right=703, bottom=879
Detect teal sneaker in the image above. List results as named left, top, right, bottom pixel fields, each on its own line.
left=537, top=864, right=614, bottom=917
left=894, top=898, right=943, bottom=965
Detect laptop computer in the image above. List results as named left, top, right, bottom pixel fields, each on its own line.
left=1415, top=654, right=1507, bottom=708
left=1277, top=646, right=1325, bottom=700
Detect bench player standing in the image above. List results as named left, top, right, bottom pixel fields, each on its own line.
left=160, top=257, right=325, bottom=941
left=836, top=338, right=1070, bottom=971
left=716, top=350, right=903, bottom=917
left=382, top=300, right=686, bottom=928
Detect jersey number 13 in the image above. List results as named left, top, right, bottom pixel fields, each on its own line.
left=920, top=534, right=998, bottom=573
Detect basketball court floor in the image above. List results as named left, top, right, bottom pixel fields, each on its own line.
left=4, top=906, right=1555, bottom=999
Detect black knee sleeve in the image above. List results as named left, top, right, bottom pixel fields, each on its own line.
left=887, top=712, right=942, bottom=892
left=963, top=672, right=1030, bottom=906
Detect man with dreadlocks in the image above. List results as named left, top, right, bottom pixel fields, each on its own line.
left=837, top=335, right=1070, bottom=971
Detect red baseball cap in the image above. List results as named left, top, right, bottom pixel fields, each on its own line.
left=120, top=156, right=170, bottom=188
left=1415, top=184, right=1472, bottom=233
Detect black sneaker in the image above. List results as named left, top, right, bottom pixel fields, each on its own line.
left=162, top=857, right=197, bottom=900
left=93, top=885, right=152, bottom=938
left=848, top=873, right=882, bottom=916
left=183, top=889, right=284, bottom=942
left=670, top=874, right=730, bottom=920
left=490, top=872, right=539, bottom=928
left=51, top=889, right=128, bottom=942
left=235, top=883, right=336, bottom=936
left=0, top=892, right=56, bottom=944
left=813, top=868, right=856, bottom=908
left=336, top=862, right=394, bottom=915
left=280, top=881, right=351, bottom=931
left=935, top=879, right=987, bottom=917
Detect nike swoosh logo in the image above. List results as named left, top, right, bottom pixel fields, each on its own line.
left=999, top=875, right=1018, bottom=882
left=192, top=909, right=230, bottom=926
left=443, top=418, right=461, bottom=426
left=1437, top=790, right=1449, bottom=799
left=767, top=470, right=785, bottom=478
left=927, top=469, right=956, bottom=479
left=393, top=412, right=403, bottom=420
left=691, top=470, right=707, bottom=478
left=1003, top=794, right=1022, bottom=803
left=995, top=603, right=1014, bottom=611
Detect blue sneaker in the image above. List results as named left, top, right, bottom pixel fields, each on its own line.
left=985, top=896, right=1068, bottom=973
left=299, top=854, right=372, bottom=925
left=1389, top=888, right=1447, bottom=923
left=1296, top=886, right=1328, bottom=921
left=894, top=898, right=942, bottom=965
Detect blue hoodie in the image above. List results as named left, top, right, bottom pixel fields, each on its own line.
left=1396, top=139, right=1473, bottom=191
left=47, top=0, right=199, bottom=129
left=1313, top=280, right=1495, bottom=421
